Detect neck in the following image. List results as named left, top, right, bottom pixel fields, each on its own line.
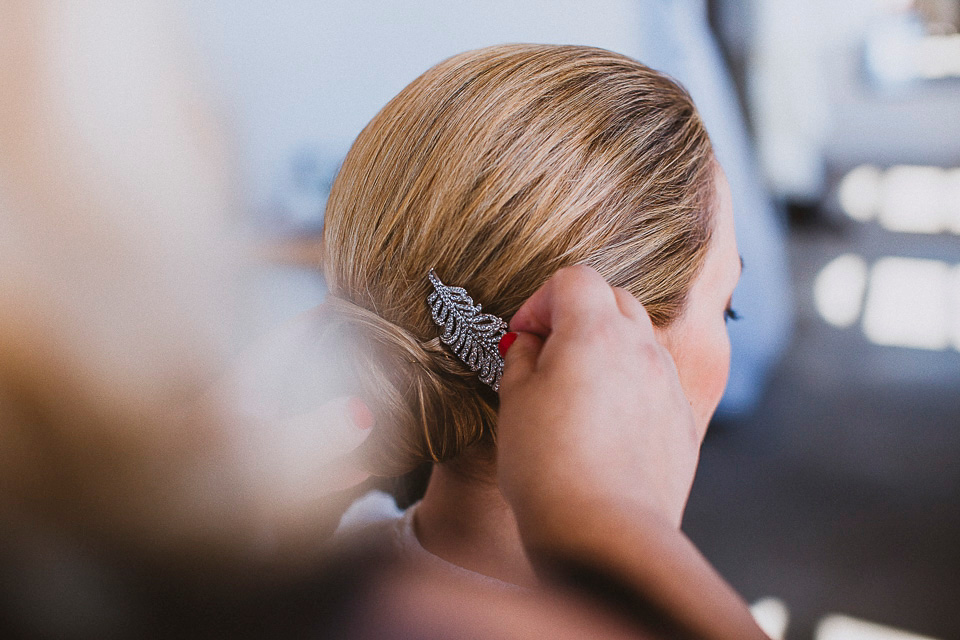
left=413, top=453, right=538, bottom=588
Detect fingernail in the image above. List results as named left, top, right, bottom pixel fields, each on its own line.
left=498, top=332, right=518, bottom=358
left=347, top=397, right=374, bottom=430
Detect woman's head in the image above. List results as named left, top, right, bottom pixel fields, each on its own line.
left=322, top=44, right=727, bottom=475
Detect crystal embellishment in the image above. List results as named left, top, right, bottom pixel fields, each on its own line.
left=426, top=269, right=508, bottom=391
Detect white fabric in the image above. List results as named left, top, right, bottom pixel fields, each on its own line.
left=335, top=489, right=403, bottom=533
left=335, top=490, right=525, bottom=592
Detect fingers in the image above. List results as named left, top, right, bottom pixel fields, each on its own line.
left=610, top=286, right=654, bottom=333
left=508, top=266, right=657, bottom=368
left=318, top=396, right=375, bottom=456
left=271, top=396, right=374, bottom=493
left=509, top=265, right=618, bottom=338
left=498, top=331, right=544, bottom=394
left=282, top=395, right=373, bottom=457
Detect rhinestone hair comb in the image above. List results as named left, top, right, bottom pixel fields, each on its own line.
left=426, top=269, right=508, bottom=391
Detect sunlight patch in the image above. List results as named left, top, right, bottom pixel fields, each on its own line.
left=838, top=165, right=960, bottom=235
left=862, top=257, right=952, bottom=350
left=815, top=613, right=941, bottom=640
left=815, top=254, right=869, bottom=328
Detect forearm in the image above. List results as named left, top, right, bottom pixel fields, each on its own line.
left=517, top=498, right=768, bottom=640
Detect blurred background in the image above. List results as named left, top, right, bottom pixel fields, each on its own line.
left=5, top=1, right=957, bottom=638
left=180, top=1, right=959, bottom=638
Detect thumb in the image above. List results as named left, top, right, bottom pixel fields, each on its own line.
left=499, top=331, right=543, bottom=393
left=269, top=396, right=374, bottom=494
left=305, top=396, right=375, bottom=459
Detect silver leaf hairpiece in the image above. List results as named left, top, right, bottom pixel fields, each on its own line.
left=426, top=269, right=508, bottom=391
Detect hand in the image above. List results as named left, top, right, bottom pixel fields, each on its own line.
left=496, top=267, right=767, bottom=640
left=496, top=265, right=699, bottom=537
left=203, top=309, right=376, bottom=561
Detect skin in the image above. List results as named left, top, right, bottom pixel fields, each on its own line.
left=416, top=166, right=743, bottom=587
left=495, top=263, right=765, bottom=639
left=0, top=4, right=751, bottom=634
left=656, top=167, right=743, bottom=440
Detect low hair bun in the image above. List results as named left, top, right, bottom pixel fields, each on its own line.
left=321, top=295, right=497, bottom=476
left=322, top=43, right=716, bottom=477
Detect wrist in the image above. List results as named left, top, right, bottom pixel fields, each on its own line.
left=508, top=487, right=677, bottom=564
left=511, top=495, right=767, bottom=640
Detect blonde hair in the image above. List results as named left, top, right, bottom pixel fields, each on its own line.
left=321, top=44, right=715, bottom=475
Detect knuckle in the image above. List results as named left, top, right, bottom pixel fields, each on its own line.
left=637, top=340, right=660, bottom=363
left=555, top=264, right=601, bottom=284
left=555, top=272, right=616, bottom=319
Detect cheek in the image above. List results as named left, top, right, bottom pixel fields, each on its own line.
left=703, top=329, right=731, bottom=411
left=664, top=324, right=731, bottom=437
